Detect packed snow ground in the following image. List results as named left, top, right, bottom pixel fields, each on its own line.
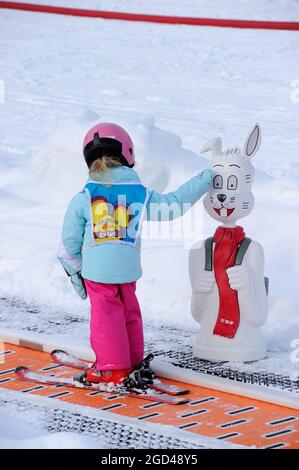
left=0, top=408, right=103, bottom=449
left=0, top=1, right=299, bottom=448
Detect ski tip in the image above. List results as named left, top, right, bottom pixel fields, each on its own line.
left=167, top=397, right=189, bottom=405
left=15, top=366, right=29, bottom=375
left=180, top=390, right=190, bottom=395
left=169, top=387, right=190, bottom=396
left=171, top=389, right=189, bottom=396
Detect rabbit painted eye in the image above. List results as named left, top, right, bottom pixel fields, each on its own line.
left=213, top=175, right=223, bottom=189
left=227, top=175, right=238, bottom=190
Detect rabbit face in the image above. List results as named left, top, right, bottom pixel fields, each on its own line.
left=203, top=148, right=255, bottom=224
left=201, top=124, right=261, bottom=226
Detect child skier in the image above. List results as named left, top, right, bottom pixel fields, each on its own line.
left=58, top=123, right=213, bottom=386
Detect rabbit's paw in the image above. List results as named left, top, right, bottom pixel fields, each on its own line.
left=226, top=265, right=251, bottom=291
left=194, top=270, right=215, bottom=293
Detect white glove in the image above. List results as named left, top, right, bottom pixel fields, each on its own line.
left=226, top=265, right=251, bottom=291
left=193, top=270, right=215, bottom=293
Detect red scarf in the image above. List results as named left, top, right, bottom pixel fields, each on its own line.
left=213, top=226, right=245, bottom=339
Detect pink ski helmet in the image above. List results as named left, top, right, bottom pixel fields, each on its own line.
left=83, top=123, right=135, bottom=168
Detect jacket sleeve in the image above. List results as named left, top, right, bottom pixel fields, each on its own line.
left=146, top=169, right=213, bottom=221
left=57, top=192, right=87, bottom=275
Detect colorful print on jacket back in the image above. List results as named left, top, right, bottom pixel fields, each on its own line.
left=84, top=182, right=147, bottom=246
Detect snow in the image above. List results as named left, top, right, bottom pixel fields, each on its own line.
left=0, top=0, right=299, bottom=448
left=0, top=409, right=103, bottom=448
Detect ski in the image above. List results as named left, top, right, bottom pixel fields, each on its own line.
left=14, top=366, right=189, bottom=405
left=50, top=349, right=189, bottom=396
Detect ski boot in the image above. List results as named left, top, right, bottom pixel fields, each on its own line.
left=76, top=367, right=131, bottom=386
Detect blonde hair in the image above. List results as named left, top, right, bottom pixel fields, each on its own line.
left=89, top=155, right=122, bottom=180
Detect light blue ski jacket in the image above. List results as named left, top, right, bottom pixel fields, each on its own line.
left=58, top=167, right=213, bottom=284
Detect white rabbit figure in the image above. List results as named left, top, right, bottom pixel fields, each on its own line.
left=189, top=124, right=268, bottom=362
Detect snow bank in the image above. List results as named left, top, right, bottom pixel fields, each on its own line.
left=31, top=110, right=209, bottom=204
left=0, top=157, right=38, bottom=207
left=0, top=409, right=102, bottom=449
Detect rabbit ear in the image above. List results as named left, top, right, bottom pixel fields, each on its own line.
left=200, top=137, right=222, bottom=159
left=243, top=123, right=261, bottom=158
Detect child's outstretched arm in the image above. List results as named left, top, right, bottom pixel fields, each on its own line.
left=57, top=192, right=87, bottom=299
left=146, top=169, right=213, bottom=221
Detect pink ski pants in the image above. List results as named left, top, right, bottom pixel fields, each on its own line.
left=84, top=279, right=144, bottom=370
